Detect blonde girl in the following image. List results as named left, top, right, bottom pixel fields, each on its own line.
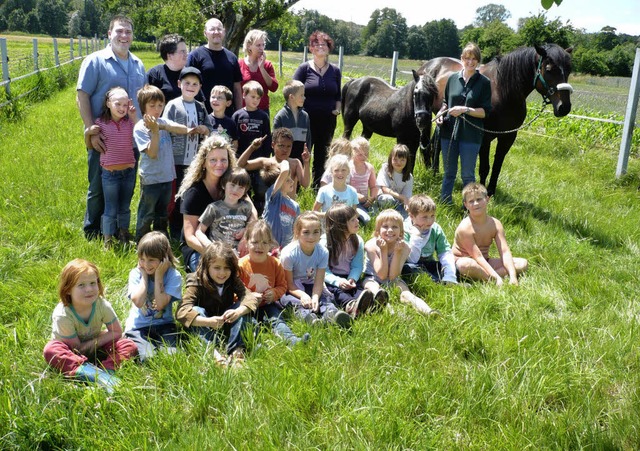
left=280, top=212, right=352, bottom=328
left=322, top=204, right=376, bottom=318
left=376, top=144, right=414, bottom=218
left=124, top=231, right=183, bottom=361
left=43, top=259, right=137, bottom=392
left=363, top=210, right=438, bottom=315
left=320, top=137, right=353, bottom=186
left=176, top=241, right=258, bottom=361
left=349, top=136, right=378, bottom=224
left=239, top=220, right=309, bottom=346
left=313, top=154, right=359, bottom=213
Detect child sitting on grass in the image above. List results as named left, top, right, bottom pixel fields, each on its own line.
left=43, top=259, right=137, bottom=393
left=313, top=154, right=359, bottom=215
left=363, top=209, right=438, bottom=316
left=452, top=183, right=528, bottom=285
left=239, top=220, right=310, bottom=346
left=124, top=232, right=182, bottom=362
left=176, top=242, right=258, bottom=365
left=280, top=212, right=352, bottom=329
left=402, top=194, right=457, bottom=284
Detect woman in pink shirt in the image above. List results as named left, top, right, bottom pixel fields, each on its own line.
left=238, top=29, right=278, bottom=115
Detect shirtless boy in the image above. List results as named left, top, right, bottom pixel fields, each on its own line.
left=452, top=183, right=528, bottom=285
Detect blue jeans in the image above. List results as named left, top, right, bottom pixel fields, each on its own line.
left=84, top=149, right=104, bottom=239
left=189, top=305, right=250, bottom=354
left=356, top=202, right=371, bottom=224
left=257, top=303, right=298, bottom=345
left=124, top=323, right=179, bottom=362
left=440, top=138, right=481, bottom=204
left=136, top=181, right=172, bottom=241
left=101, top=167, right=136, bottom=236
left=377, top=194, right=408, bottom=219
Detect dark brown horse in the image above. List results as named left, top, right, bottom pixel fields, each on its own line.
left=341, top=70, right=439, bottom=172
left=420, top=44, right=573, bottom=196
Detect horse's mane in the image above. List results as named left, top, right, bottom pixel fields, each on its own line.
left=417, top=72, right=439, bottom=101
left=493, top=44, right=571, bottom=101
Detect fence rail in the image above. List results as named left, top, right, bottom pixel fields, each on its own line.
left=0, top=36, right=103, bottom=108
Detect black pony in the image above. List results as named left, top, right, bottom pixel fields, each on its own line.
left=421, top=44, right=573, bottom=196
left=341, top=70, right=439, bottom=172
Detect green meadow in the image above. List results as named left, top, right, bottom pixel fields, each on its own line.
left=1, top=47, right=640, bottom=449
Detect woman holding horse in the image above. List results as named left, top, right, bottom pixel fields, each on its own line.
left=436, top=42, right=492, bottom=205
left=239, top=29, right=278, bottom=116
left=293, top=31, right=342, bottom=187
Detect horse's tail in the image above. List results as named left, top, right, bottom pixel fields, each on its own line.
left=341, top=79, right=354, bottom=115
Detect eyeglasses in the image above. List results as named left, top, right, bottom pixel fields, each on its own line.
left=207, top=27, right=224, bottom=32
left=173, top=50, right=188, bottom=55
left=314, top=43, right=328, bottom=47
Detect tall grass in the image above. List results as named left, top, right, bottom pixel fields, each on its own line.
left=1, top=49, right=640, bottom=449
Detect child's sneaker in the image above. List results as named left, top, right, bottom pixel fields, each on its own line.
left=303, top=312, right=319, bottom=325
left=326, top=309, right=353, bottom=329
left=372, top=289, right=389, bottom=312
left=288, top=332, right=311, bottom=347
left=346, top=289, right=374, bottom=318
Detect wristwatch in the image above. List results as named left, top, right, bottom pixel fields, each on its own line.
left=465, top=107, right=470, bottom=114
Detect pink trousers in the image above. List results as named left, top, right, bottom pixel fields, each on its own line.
left=43, top=339, right=138, bottom=376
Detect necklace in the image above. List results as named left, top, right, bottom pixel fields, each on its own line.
left=314, top=60, right=328, bottom=73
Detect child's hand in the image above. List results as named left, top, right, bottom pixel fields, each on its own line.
left=223, top=308, right=241, bottom=323
left=299, top=293, right=312, bottom=309
left=186, top=127, right=198, bottom=135
left=85, top=125, right=105, bottom=153
left=127, top=99, right=137, bottom=120
left=508, top=276, right=519, bottom=286
left=376, top=237, right=388, bottom=251
left=338, top=278, right=355, bottom=290
left=208, top=316, right=225, bottom=329
left=195, top=125, right=210, bottom=136
left=262, top=289, right=275, bottom=303
left=311, top=296, right=319, bottom=313
left=250, top=135, right=267, bottom=150
left=301, top=145, right=311, bottom=163
left=494, top=276, right=504, bottom=287
left=233, top=228, right=246, bottom=240
left=143, top=114, right=160, bottom=132
left=156, top=257, right=170, bottom=277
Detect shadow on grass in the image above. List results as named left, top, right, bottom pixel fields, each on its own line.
left=492, top=189, right=625, bottom=251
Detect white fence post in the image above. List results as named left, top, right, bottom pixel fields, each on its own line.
left=1, top=38, right=9, bottom=97
left=390, top=51, right=399, bottom=87
left=303, top=46, right=308, bottom=63
left=33, top=38, right=38, bottom=71
left=70, top=37, right=74, bottom=60
left=278, top=41, right=283, bottom=78
left=338, top=46, right=343, bottom=72
left=78, top=36, right=83, bottom=57
left=616, top=47, right=640, bottom=178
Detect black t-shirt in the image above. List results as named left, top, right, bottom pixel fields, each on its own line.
left=180, top=180, right=219, bottom=263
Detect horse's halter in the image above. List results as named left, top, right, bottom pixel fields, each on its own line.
left=534, top=56, right=573, bottom=104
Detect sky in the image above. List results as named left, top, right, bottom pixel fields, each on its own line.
left=291, top=0, right=640, bottom=36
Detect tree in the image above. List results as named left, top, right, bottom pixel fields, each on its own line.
left=407, top=26, right=428, bottom=59
left=362, top=8, right=408, bottom=58
left=517, top=13, right=574, bottom=48
left=541, top=0, right=562, bottom=9
left=422, top=19, right=459, bottom=59
left=36, top=0, right=70, bottom=36
left=460, top=21, right=516, bottom=61
left=474, top=4, right=511, bottom=27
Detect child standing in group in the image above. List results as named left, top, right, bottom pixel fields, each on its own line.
left=134, top=84, right=193, bottom=242
left=280, top=212, right=352, bottom=328
left=163, top=66, right=212, bottom=239
left=176, top=242, right=258, bottom=362
left=320, top=138, right=353, bottom=186
left=348, top=137, right=378, bottom=224
left=92, top=87, right=137, bottom=247
left=239, top=220, right=310, bottom=346
left=402, top=194, right=458, bottom=284
left=363, top=210, right=438, bottom=316
left=322, top=204, right=375, bottom=318
left=453, top=183, right=528, bottom=285
left=313, top=154, right=359, bottom=214
left=272, top=80, right=311, bottom=162
left=261, top=159, right=300, bottom=249
left=376, top=144, right=414, bottom=218
left=124, top=232, right=183, bottom=362
left=43, top=259, right=137, bottom=393
left=209, top=85, right=239, bottom=151
left=195, top=167, right=256, bottom=252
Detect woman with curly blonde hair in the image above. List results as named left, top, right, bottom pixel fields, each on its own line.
left=177, top=135, right=239, bottom=272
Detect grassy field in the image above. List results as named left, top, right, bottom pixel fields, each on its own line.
left=1, top=42, right=640, bottom=449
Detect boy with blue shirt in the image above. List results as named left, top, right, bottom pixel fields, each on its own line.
left=133, top=85, right=194, bottom=242
left=402, top=194, right=458, bottom=284
left=209, top=85, right=239, bottom=151
left=261, top=159, right=300, bottom=249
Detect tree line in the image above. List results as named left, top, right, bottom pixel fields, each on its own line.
left=1, top=0, right=637, bottom=77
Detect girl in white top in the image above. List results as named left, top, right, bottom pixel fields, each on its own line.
left=348, top=137, right=378, bottom=224
left=376, top=144, right=413, bottom=218
left=363, top=209, right=438, bottom=316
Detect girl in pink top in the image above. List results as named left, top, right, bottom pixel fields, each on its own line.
left=348, top=137, right=378, bottom=224
left=92, top=87, right=137, bottom=247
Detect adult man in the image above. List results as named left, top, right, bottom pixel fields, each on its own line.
left=186, top=18, right=242, bottom=115
left=76, top=15, right=146, bottom=240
